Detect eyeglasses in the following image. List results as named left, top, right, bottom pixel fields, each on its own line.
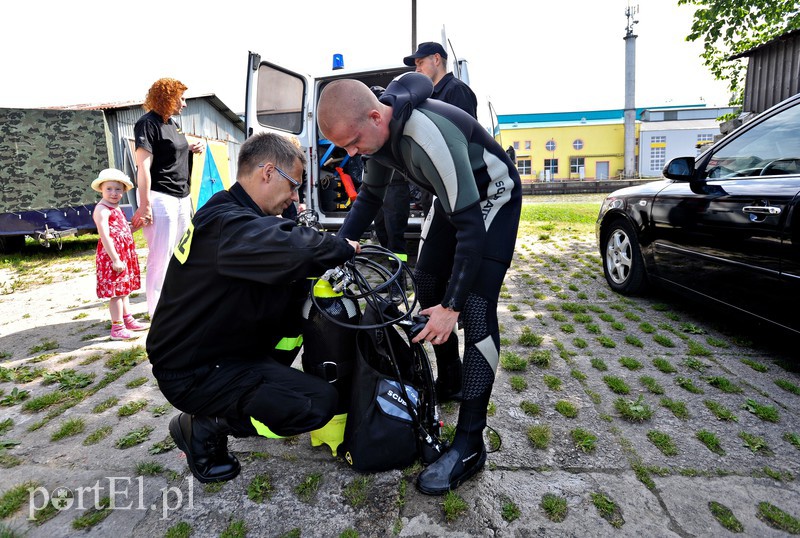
left=258, top=164, right=303, bottom=192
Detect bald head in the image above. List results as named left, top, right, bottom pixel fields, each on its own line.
left=317, top=79, right=391, bottom=157
left=317, top=79, right=381, bottom=138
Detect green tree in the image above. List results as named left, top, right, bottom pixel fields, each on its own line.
left=678, top=0, right=800, bottom=104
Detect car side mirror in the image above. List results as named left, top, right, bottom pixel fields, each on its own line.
left=662, top=157, right=695, bottom=181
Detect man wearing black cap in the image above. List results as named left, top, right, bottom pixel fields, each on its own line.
left=404, top=41, right=478, bottom=118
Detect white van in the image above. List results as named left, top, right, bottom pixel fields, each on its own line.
left=244, top=51, right=423, bottom=233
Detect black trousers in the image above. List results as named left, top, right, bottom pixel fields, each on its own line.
left=155, top=357, right=338, bottom=438
left=373, top=179, right=410, bottom=256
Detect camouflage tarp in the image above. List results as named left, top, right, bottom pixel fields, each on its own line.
left=0, top=107, right=113, bottom=213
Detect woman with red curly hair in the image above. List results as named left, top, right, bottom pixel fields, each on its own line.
left=133, top=78, right=205, bottom=317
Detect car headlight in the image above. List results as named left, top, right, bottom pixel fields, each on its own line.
left=599, top=196, right=623, bottom=216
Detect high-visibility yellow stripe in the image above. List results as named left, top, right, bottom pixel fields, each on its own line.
left=250, top=417, right=284, bottom=438
left=275, top=335, right=303, bottom=351
left=173, top=222, right=195, bottom=264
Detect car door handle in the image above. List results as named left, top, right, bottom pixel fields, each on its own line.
left=742, top=206, right=781, bottom=215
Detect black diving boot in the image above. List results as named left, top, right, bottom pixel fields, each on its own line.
left=416, top=395, right=488, bottom=495
left=169, top=413, right=241, bottom=483
left=434, top=338, right=463, bottom=402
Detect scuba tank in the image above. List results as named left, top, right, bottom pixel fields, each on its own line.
left=301, top=269, right=361, bottom=414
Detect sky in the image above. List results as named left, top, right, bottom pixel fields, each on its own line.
left=1, top=0, right=732, bottom=129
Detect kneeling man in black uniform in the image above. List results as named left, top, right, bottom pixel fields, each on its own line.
left=147, top=132, right=360, bottom=483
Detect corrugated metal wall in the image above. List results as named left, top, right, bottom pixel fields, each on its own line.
left=104, top=98, right=245, bottom=182
left=743, top=33, right=800, bottom=114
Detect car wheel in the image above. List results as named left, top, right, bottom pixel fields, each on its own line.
left=602, top=219, right=647, bottom=294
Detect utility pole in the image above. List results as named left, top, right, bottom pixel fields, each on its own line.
left=411, top=0, right=417, bottom=51
left=623, top=4, right=638, bottom=178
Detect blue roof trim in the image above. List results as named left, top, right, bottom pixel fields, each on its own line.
left=497, top=104, right=704, bottom=125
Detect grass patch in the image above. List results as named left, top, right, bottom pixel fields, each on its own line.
left=687, top=340, right=713, bottom=356
left=343, top=476, right=371, bottom=507
left=294, top=472, right=322, bottom=503
left=529, top=350, right=552, bottom=368
left=220, top=519, right=248, bottom=538
left=541, top=493, right=568, bottom=523
left=705, top=376, right=742, bottom=394
left=71, top=497, right=112, bottom=530
left=739, top=431, right=770, bottom=455
left=570, top=428, right=598, bottom=452
left=42, top=369, right=95, bottom=390
left=554, top=400, right=578, bottom=418
left=618, top=356, right=642, bottom=370
left=675, top=376, right=704, bottom=394
left=591, top=492, right=624, bottom=528
left=83, top=425, right=112, bottom=446
left=590, top=358, right=608, bottom=371
left=500, top=497, right=521, bottom=522
left=683, top=357, right=709, bottom=372
left=114, top=426, right=154, bottom=449
left=0, top=387, right=30, bottom=407
left=596, top=336, right=616, bottom=348
left=543, top=374, right=562, bottom=391
left=775, top=379, right=800, bottom=396
left=247, top=473, right=274, bottom=503
left=602, top=375, right=630, bottom=395
left=92, top=396, right=119, bottom=413
left=570, top=369, right=587, bottom=382
left=527, top=425, right=551, bottom=449
left=652, top=357, right=677, bottom=374
left=443, top=491, right=468, bottom=522
left=614, top=396, right=653, bottom=422
left=660, top=397, right=690, bottom=420
left=125, top=376, right=149, bottom=389
left=624, top=334, right=644, bottom=347
left=708, top=501, right=744, bottom=533
left=0, top=481, right=38, bottom=518
left=647, top=430, right=678, bottom=456
left=639, top=376, right=665, bottom=395
left=742, top=399, right=780, bottom=423
left=165, top=522, right=193, bottom=538
left=740, top=358, right=768, bottom=372
left=704, top=400, right=738, bottom=422
left=653, top=334, right=675, bottom=348
left=518, top=326, right=543, bottom=347
left=756, top=502, right=800, bottom=534
left=499, top=351, right=527, bottom=372
left=118, top=399, right=148, bottom=417
left=520, top=401, right=541, bottom=416
left=784, top=432, right=800, bottom=450
left=509, top=375, right=528, bottom=392
left=696, top=430, right=724, bottom=455
left=51, top=417, right=85, bottom=441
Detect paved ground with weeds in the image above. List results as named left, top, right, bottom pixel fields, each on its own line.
left=1, top=222, right=799, bottom=537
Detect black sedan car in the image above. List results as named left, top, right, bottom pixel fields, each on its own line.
left=596, top=92, right=800, bottom=336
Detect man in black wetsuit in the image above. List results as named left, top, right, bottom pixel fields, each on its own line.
left=318, top=73, right=522, bottom=495
left=147, top=132, right=359, bottom=483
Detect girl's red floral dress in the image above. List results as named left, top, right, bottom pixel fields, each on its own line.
left=96, top=205, right=141, bottom=298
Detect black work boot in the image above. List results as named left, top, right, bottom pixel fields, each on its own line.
left=434, top=340, right=463, bottom=403
left=416, top=396, right=487, bottom=495
left=169, top=413, right=241, bottom=484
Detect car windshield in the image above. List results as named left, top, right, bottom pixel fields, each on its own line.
left=704, top=101, right=800, bottom=179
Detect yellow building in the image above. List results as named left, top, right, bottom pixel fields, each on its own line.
left=497, top=109, right=638, bottom=181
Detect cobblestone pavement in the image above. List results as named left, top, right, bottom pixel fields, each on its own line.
left=0, top=228, right=798, bottom=537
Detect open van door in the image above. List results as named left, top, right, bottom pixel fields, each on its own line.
left=245, top=50, right=419, bottom=232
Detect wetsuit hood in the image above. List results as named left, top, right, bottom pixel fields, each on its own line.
left=378, top=72, right=433, bottom=165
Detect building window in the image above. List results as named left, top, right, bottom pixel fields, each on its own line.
left=517, top=159, right=531, bottom=175
left=570, top=157, right=585, bottom=175
left=650, top=147, right=666, bottom=172
left=544, top=159, right=558, bottom=174
left=573, top=139, right=584, bottom=150
left=513, top=141, right=520, bottom=150
left=696, top=133, right=714, bottom=155
left=545, top=139, right=556, bottom=152
left=524, top=140, right=531, bottom=150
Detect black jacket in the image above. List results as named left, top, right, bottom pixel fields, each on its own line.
left=147, top=182, right=354, bottom=373
left=433, top=72, right=478, bottom=119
